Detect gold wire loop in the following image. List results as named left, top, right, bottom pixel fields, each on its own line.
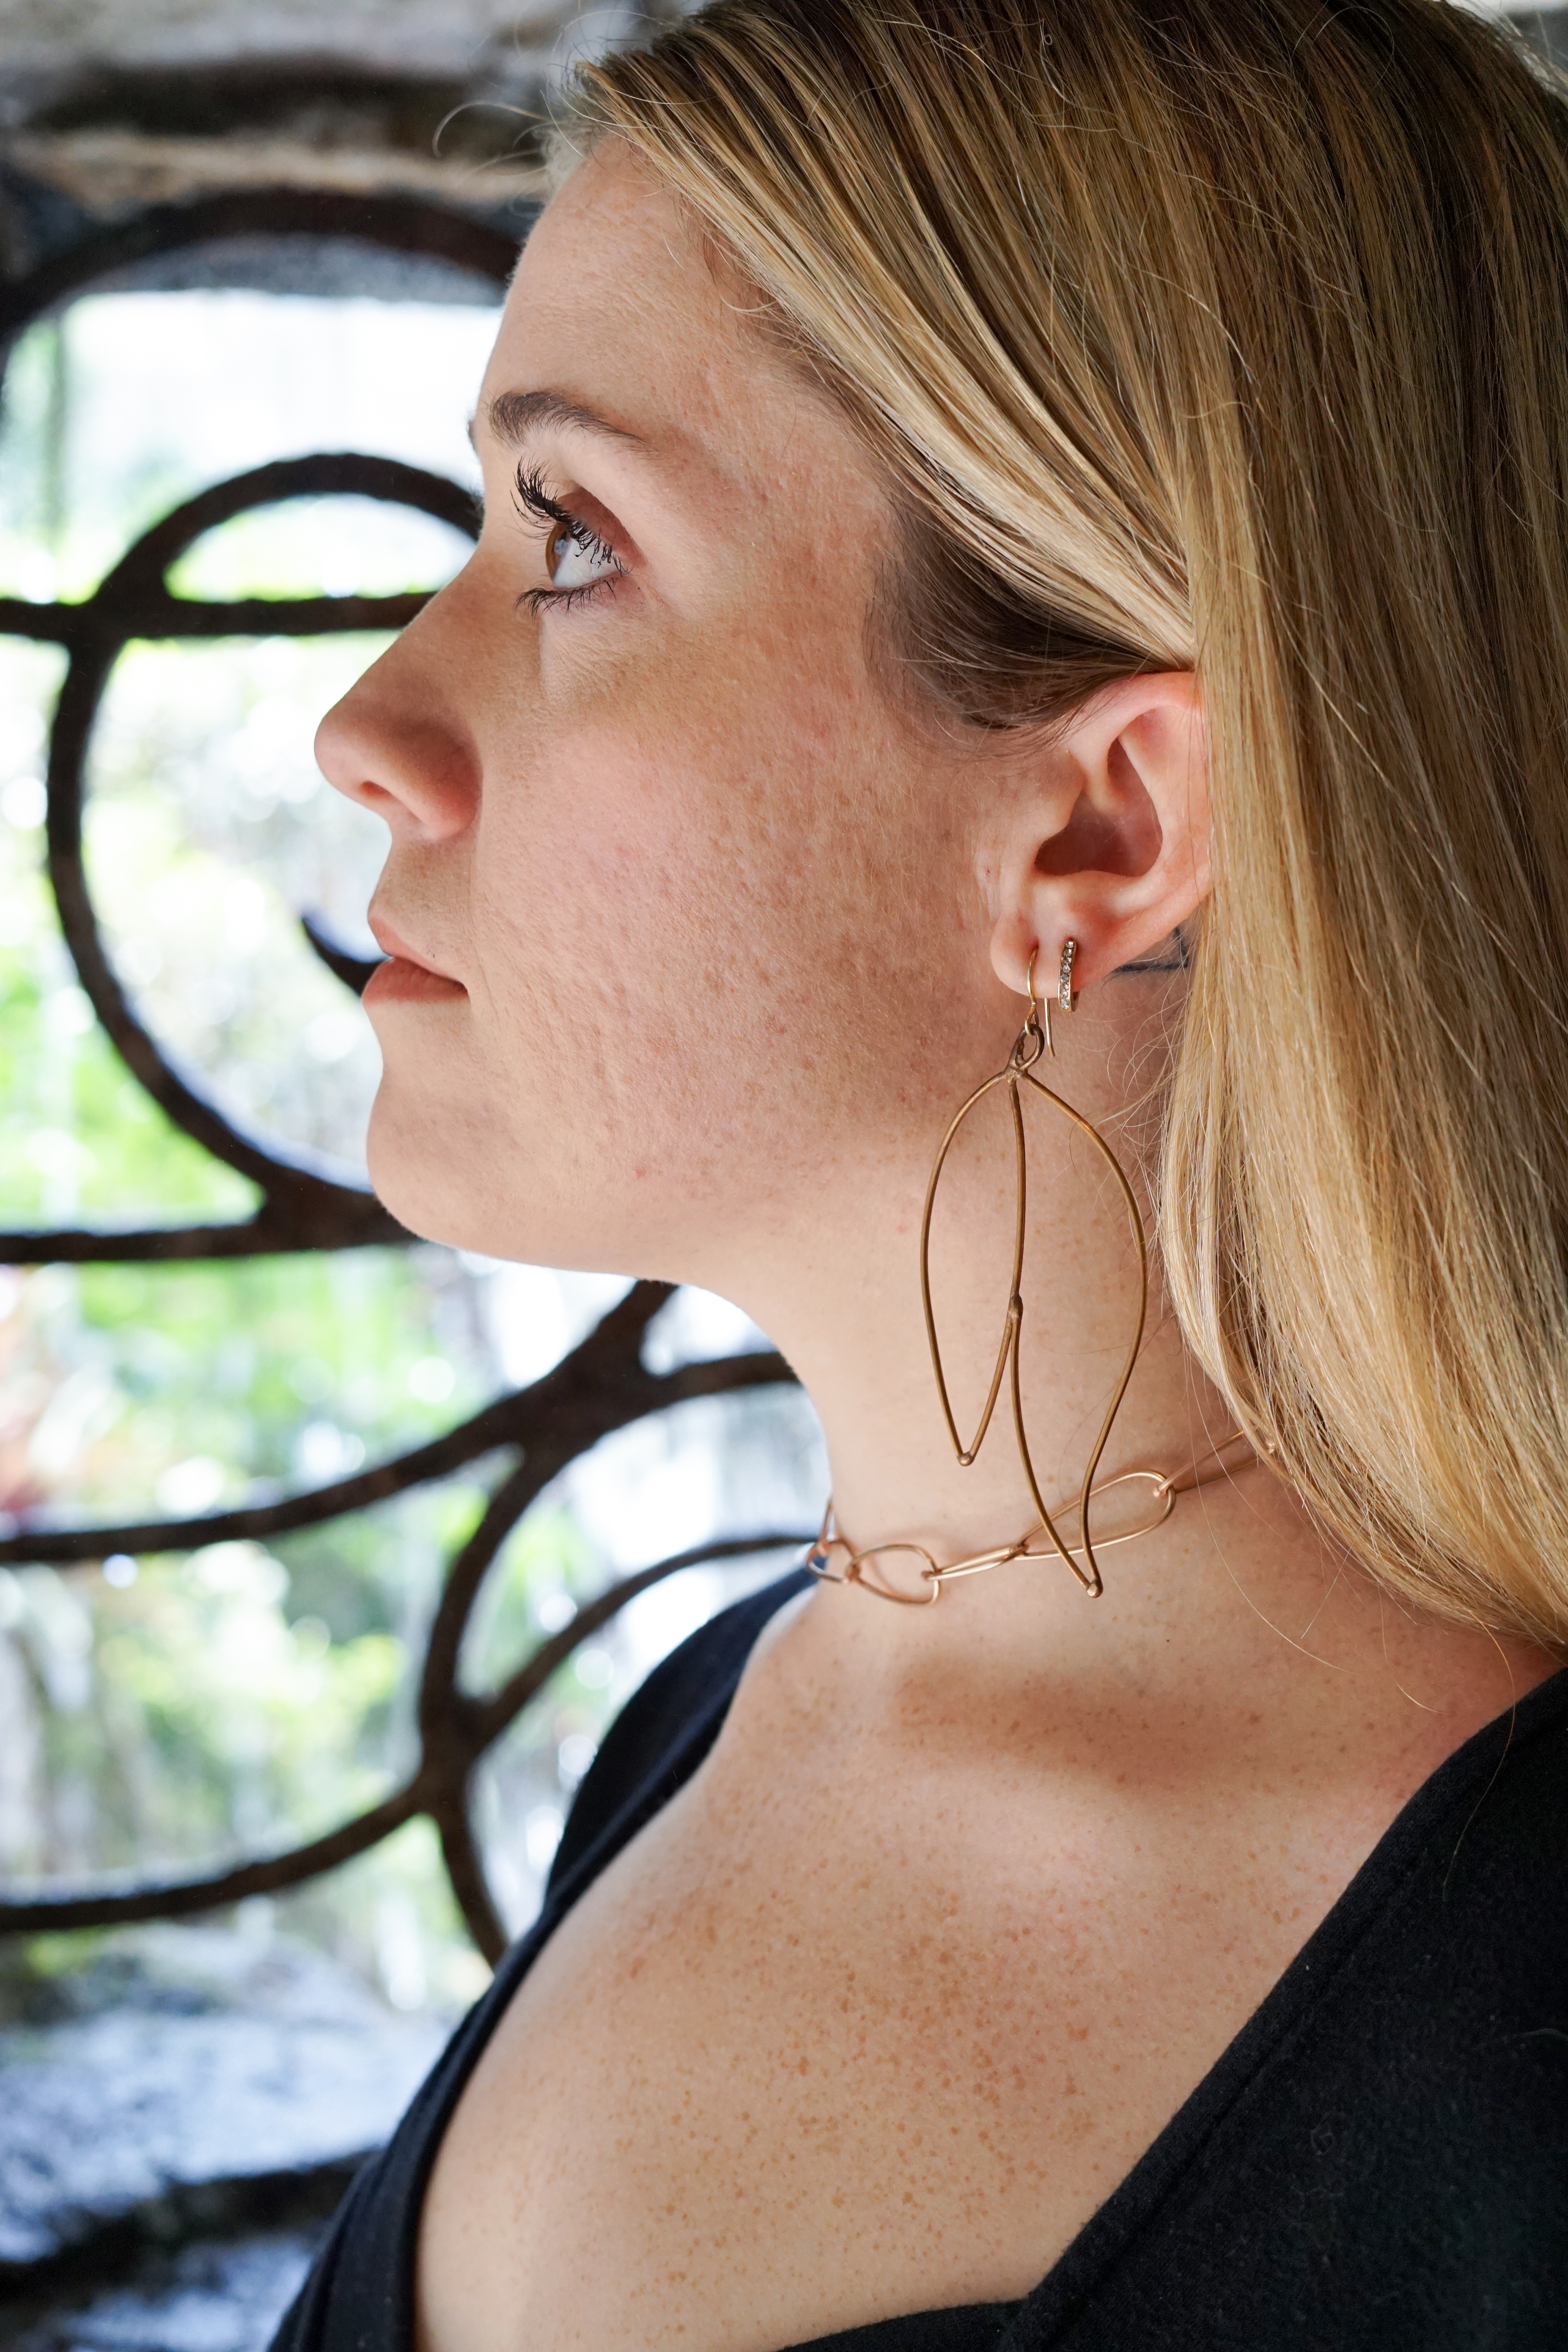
left=803, top=1512, right=941, bottom=1606
left=1059, top=1466, right=1175, bottom=1548
left=851, top=1544, right=942, bottom=1607
left=803, top=1521, right=849, bottom=1584
left=1010, top=1023, right=1049, bottom=1073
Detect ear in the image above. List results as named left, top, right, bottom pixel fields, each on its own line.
left=987, top=671, right=1209, bottom=999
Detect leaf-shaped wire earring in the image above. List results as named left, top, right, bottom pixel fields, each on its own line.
left=917, top=942, right=1149, bottom=1597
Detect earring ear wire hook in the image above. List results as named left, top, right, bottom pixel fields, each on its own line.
left=1022, top=943, right=1053, bottom=1062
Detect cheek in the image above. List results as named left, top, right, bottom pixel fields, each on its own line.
left=468, top=622, right=913, bottom=1153
left=391, top=552, right=978, bottom=1272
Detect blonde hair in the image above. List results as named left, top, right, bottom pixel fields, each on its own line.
left=574, top=0, right=1568, bottom=1650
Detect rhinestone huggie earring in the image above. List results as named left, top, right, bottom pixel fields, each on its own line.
left=917, top=941, right=1147, bottom=1597
left=1059, top=936, right=1077, bottom=1014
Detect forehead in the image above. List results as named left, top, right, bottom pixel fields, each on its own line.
left=480, top=140, right=874, bottom=506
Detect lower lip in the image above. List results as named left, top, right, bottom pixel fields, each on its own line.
left=362, top=958, right=467, bottom=1007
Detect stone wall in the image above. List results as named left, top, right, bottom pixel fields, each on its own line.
left=1, top=0, right=1561, bottom=286
left=0, top=0, right=690, bottom=279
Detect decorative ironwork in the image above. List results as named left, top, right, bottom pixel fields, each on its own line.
left=0, top=188, right=527, bottom=345
left=0, top=185, right=810, bottom=1966
left=0, top=448, right=479, bottom=1264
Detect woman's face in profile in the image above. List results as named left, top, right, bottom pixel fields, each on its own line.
left=316, top=141, right=999, bottom=1287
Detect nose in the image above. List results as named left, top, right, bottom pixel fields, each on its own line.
left=315, top=584, right=481, bottom=842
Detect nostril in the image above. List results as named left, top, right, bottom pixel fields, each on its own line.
left=354, top=778, right=403, bottom=811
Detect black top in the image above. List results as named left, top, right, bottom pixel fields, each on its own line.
left=270, top=1571, right=1568, bottom=2352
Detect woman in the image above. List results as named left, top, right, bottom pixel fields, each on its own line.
left=280, top=0, right=1568, bottom=2344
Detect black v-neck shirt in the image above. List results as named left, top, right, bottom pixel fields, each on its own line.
left=269, top=1570, right=1568, bottom=2352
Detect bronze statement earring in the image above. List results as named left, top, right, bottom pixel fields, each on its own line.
left=804, top=942, right=1256, bottom=1606
left=916, top=940, right=1143, bottom=1598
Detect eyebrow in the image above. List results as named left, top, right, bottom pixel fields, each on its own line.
left=471, top=388, right=643, bottom=453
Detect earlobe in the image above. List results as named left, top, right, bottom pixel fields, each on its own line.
left=986, top=671, right=1209, bottom=1001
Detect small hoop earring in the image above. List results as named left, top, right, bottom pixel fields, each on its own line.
left=917, top=940, right=1147, bottom=1597
left=1058, top=937, right=1078, bottom=1014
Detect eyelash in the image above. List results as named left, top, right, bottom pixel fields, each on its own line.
left=511, top=462, right=624, bottom=614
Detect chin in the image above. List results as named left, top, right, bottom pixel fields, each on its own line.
left=368, top=1159, right=494, bottom=1256
left=364, top=1091, right=516, bottom=1256
left=363, top=1089, right=646, bottom=1272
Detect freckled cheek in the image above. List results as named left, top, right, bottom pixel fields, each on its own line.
left=455, top=611, right=891, bottom=1106
left=455, top=709, right=733, bottom=1039
left=525, top=655, right=797, bottom=854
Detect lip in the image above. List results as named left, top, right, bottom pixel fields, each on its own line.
left=363, top=916, right=467, bottom=1007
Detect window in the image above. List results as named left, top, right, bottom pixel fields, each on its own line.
left=0, top=192, right=821, bottom=2013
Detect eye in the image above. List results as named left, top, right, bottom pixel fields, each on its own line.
left=545, top=517, right=620, bottom=592
left=512, top=462, right=626, bottom=614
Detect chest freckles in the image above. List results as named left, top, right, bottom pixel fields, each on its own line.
left=415, top=1679, right=1347, bottom=2352
left=454, top=1767, right=1156, bottom=2249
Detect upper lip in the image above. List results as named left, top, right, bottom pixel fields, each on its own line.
left=367, top=915, right=459, bottom=981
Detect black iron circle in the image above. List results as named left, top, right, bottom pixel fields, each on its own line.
left=101, top=451, right=482, bottom=599
left=25, top=454, right=482, bottom=1262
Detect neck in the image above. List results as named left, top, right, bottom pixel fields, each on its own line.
left=740, top=1066, right=1236, bottom=1594
left=709, top=1064, right=1549, bottom=1744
